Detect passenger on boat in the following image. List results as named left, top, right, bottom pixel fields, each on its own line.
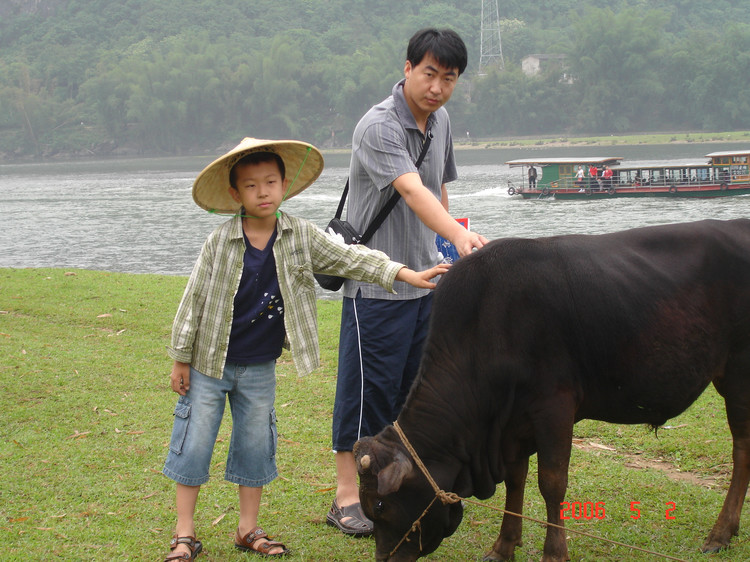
left=588, top=165, right=598, bottom=190
left=576, top=166, right=585, bottom=191
left=528, top=165, right=537, bottom=189
left=602, top=165, right=613, bottom=190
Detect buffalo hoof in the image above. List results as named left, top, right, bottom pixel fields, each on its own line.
left=482, top=551, right=510, bottom=561
left=483, top=539, right=523, bottom=560
left=701, top=541, right=729, bottom=554
left=702, top=528, right=735, bottom=554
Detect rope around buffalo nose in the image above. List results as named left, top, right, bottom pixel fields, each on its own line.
left=389, top=421, right=461, bottom=557
left=391, top=421, right=689, bottom=562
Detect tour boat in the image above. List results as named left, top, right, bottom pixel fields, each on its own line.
left=506, top=151, right=750, bottom=199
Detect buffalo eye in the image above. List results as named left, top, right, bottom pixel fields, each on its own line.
left=374, top=500, right=384, bottom=515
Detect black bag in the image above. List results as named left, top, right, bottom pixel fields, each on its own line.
left=315, top=130, right=433, bottom=291
left=324, top=217, right=362, bottom=246
left=314, top=183, right=400, bottom=291
left=314, top=213, right=362, bottom=291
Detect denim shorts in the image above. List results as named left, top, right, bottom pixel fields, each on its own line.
left=163, top=362, right=278, bottom=487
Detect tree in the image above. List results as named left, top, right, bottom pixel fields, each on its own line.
left=567, top=8, right=668, bottom=133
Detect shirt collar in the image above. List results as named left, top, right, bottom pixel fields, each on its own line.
left=230, top=211, right=289, bottom=240
left=392, top=79, right=436, bottom=136
left=230, top=214, right=244, bottom=240
left=276, top=211, right=292, bottom=236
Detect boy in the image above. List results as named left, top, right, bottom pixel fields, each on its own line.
left=162, top=137, right=449, bottom=560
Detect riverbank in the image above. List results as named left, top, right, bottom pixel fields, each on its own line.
left=318, top=130, right=750, bottom=156
left=452, top=130, right=750, bottom=150
left=4, top=131, right=748, bottom=163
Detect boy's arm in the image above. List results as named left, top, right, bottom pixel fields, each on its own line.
left=395, top=263, right=451, bottom=289
left=311, top=224, right=402, bottom=288
left=167, top=235, right=215, bottom=363
left=309, top=221, right=449, bottom=290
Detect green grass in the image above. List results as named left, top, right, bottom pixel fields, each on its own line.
left=2, top=268, right=750, bottom=560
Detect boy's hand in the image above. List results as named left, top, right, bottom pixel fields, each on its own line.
left=170, top=361, right=190, bottom=395
left=396, top=263, right=451, bottom=289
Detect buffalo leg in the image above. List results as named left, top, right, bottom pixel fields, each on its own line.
left=704, top=363, right=750, bottom=552
left=535, top=397, right=576, bottom=562
left=483, top=457, right=530, bottom=561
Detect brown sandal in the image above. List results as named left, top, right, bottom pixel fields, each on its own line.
left=164, top=534, right=202, bottom=561
left=235, top=527, right=290, bottom=557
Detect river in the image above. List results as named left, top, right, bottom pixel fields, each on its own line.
left=2, top=142, right=749, bottom=295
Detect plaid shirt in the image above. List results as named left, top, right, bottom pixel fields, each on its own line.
left=168, top=212, right=403, bottom=377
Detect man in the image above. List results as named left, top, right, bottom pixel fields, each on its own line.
left=528, top=165, right=537, bottom=189
left=327, top=28, right=488, bottom=536
left=589, top=164, right=598, bottom=190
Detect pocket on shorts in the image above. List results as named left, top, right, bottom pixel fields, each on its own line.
left=169, top=399, right=191, bottom=454
left=269, top=408, right=278, bottom=460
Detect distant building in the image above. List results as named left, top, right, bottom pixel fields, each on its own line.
left=521, top=54, right=572, bottom=83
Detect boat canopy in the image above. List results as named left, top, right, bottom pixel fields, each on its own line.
left=615, top=161, right=711, bottom=171
left=506, top=156, right=624, bottom=167
left=705, top=150, right=750, bottom=159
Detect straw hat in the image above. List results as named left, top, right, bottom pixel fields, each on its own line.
left=192, top=137, right=324, bottom=213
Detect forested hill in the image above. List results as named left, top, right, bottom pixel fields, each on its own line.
left=2, top=0, right=749, bottom=159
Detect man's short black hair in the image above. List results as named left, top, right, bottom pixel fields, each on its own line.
left=406, top=28, right=468, bottom=76
left=229, top=151, right=286, bottom=189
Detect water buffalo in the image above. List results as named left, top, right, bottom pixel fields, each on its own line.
left=354, top=218, right=750, bottom=561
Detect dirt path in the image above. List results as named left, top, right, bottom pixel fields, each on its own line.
left=572, top=438, right=731, bottom=490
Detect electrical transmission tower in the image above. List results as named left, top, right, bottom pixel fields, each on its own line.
left=479, top=0, right=504, bottom=74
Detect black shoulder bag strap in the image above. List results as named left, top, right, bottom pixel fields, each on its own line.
left=332, top=128, right=433, bottom=245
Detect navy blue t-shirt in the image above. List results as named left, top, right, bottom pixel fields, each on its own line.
left=225, top=229, right=285, bottom=364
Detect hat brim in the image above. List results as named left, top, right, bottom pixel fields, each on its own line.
left=193, top=138, right=324, bottom=214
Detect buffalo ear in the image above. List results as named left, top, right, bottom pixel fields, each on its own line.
left=377, top=450, right=413, bottom=496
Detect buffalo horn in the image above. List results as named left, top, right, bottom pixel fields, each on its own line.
left=359, top=454, right=371, bottom=470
